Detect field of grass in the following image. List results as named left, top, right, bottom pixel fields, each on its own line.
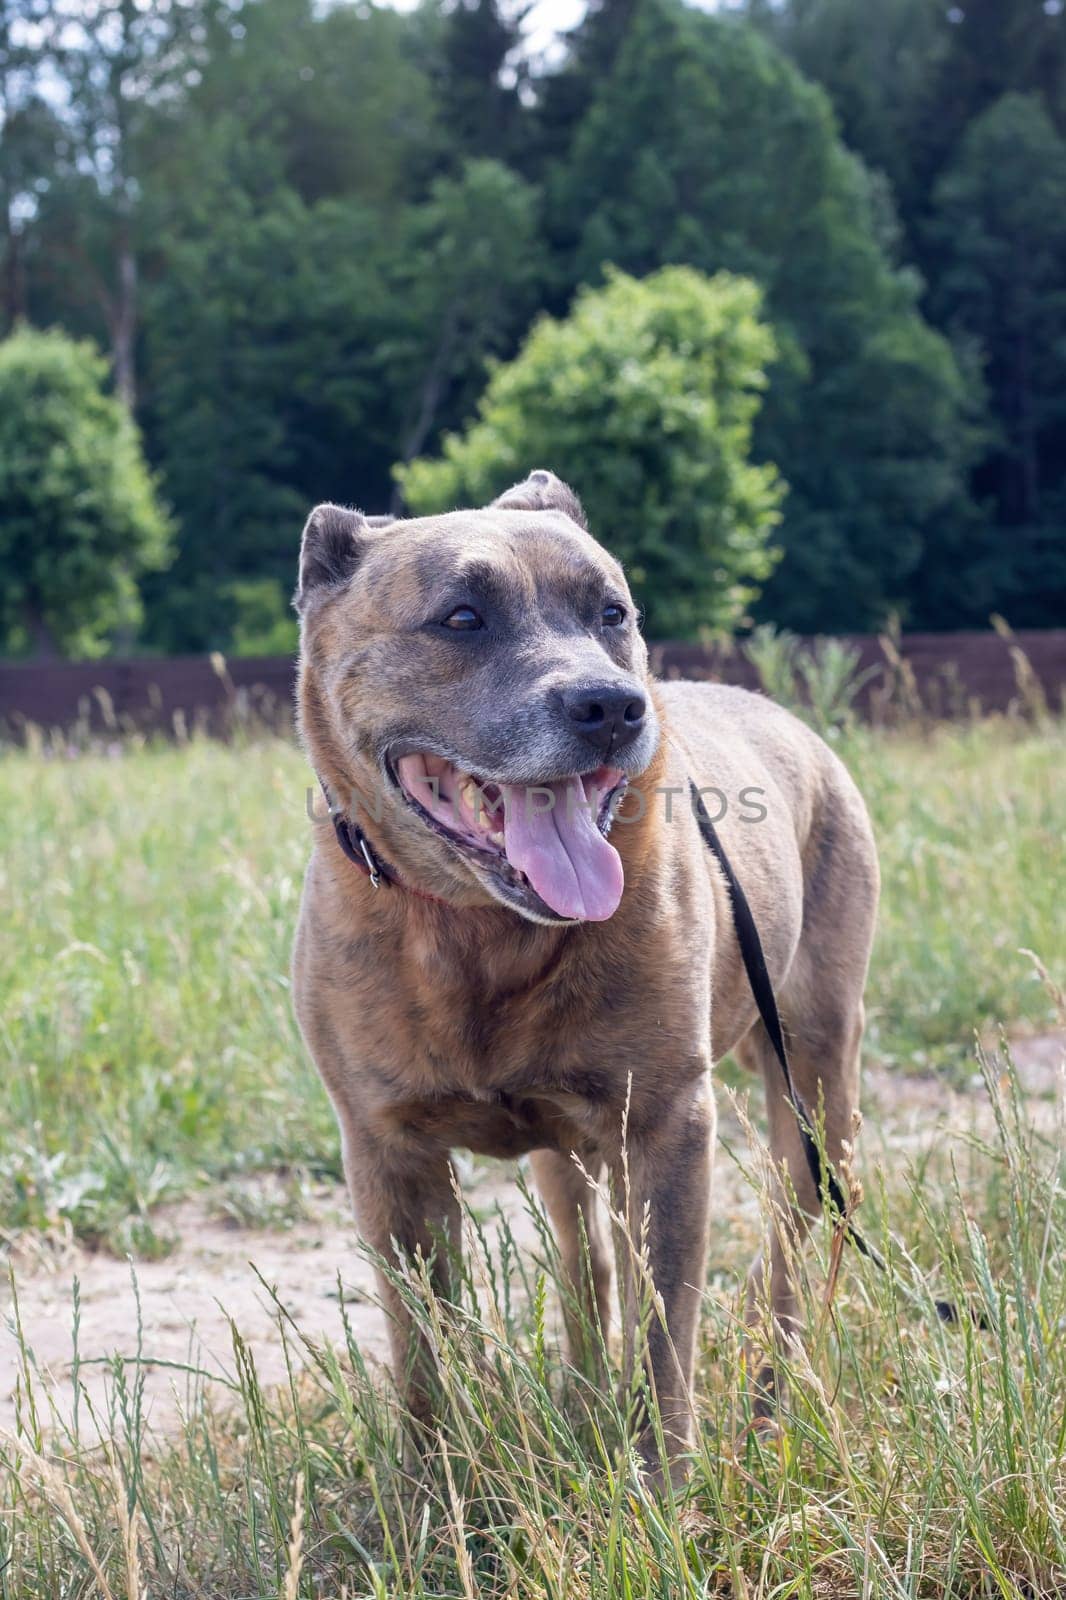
left=1, top=714, right=1064, bottom=1596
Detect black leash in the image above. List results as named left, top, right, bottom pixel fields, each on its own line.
left=688, top=779, right=977, bottom=1327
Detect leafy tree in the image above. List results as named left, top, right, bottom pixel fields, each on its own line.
left=3, top=0, right=1063, bottom=655
left=431, top=0, right=526, bottom=166
left=141, top=179, right=396, bottom=651
left=389, top=158, right=547, bottom=498
left=0, top=0, right=60, bottom=331
left=139, top=140, right=543, bottom=649
left=747, top=0, right=1066, bottom=246
left=532, top=0, right=642, bottom=169
left=27, top=0, right=226, bottom=409
left=928, top=94, right=1066, bottom=625
left=743, top=0, right=949, bottom=230
left=398, top=266, right=784, bottom=639
left=177, top=0, right=437, bottom=209
left=131, top=0, right=449, bottom=650
left=0, top=326, right=171, bottom=656
left=549, top=0, right=981, bottom=632
left=228, top=578, right=299, bottom=657
left=928, top=0, right=1066, bottom=163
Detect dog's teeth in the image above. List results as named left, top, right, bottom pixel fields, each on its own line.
left=487, top=829, right=505, bottom=847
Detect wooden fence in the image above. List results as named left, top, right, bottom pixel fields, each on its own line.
left=1, top=630, right=1063, bottom=741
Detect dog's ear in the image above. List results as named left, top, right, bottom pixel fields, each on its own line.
left=492, top=469, right=588, bottom=529
left=294, top=503, right=370, bottom=612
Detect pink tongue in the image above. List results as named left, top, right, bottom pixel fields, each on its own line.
left=501, top=777, right=623, bottom=921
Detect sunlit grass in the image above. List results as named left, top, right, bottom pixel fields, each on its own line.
left=0, top=713, right=1064, bottom=1594
left=846, top=719, right=1063, bottom=1072
left=0, top=735, right=332, bottom=1252
left=1, top=717, right=1061, bottom=1247
left=1, top=1049, right=1064, bottom=1597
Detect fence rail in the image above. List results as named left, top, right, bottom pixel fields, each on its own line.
left=1, top=630, right=1063, bottom=741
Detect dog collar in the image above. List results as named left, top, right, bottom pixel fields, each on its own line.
left=317, top=776, right=392, bottom=887
left=317, top=776, right=451, bottom=905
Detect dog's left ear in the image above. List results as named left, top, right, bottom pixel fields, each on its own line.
left=492, top=469, right=587, bottom=529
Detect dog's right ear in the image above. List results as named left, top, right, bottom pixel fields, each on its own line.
left=294, top=503, right=369, bottom=612
left=492, top=470, right=588, bottom=529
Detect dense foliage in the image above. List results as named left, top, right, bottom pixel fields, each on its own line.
left=0, top=327, right=170, bottom=656
left=2, top=0, right=1063, bottom=653
left=400, top=267, right=784, bottom=637
left=748, top=0, right=1066, bottom=629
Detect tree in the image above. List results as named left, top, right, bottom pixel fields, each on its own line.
left=0, top=327, right=171, bottom=656
left=431, top=0, right=526, bottom=165
left=397, top=266, right=784, bottom=639
left=389, top=158, right=547, bottom=501
left=141, top=178, right=396, bottom=651
left=532, top=0, right=642, bottom=169
left=130, top=0, right=447, bottom=650
left=743, top=0, right=950, bottom=232
left=177, top=0, right=438, bottom=209
left=27, top=0, right=230, bottom=410
left=138, top=129, right=545, bottom=648
left=0, top=0, right=59, bottom=332
left=928, top=0, right=1066, bottom=167
left=547, top=0, right=981, bottom=632
left=746, top=0, right=1066, bottom=251
left=5, top=0, right=1061, bottom=654
left=928, top=94, right=1066, bottom=625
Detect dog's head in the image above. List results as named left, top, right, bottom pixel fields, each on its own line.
left=295, top=471, right=660, bottom=925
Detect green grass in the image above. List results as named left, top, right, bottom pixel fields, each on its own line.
left=844, top=719, right=1063, bottom=1073
left=0, top=736, right=333, bottom=1251
left=0, top=719, right=1061, bottom=1247
left=0, top=715, right=1064, bottom=1596
left=2, top=1049, right=1065, bottom=1597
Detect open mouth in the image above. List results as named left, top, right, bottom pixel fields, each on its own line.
left=391, top=752, right=628, bottom=922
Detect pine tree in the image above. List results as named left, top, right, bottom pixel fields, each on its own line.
left=550, top=0, right=980, bottom=632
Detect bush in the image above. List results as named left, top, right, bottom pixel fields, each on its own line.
left=0, top=327, right=172, bottom=658
left=228, top=577, right=299, bottom=656
left=396, top=266, right=784, bottom=638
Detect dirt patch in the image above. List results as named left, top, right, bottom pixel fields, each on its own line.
left=1005, top=1028, right=1066, bottom=1098
left=3, top=1031, right=1061, bottom=1443
left=2, top=1185, right=379, bottom=1439
left=0, top=1167, right=543, bottom=1441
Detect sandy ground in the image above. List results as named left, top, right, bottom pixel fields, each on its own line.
left=0, top=1165, right=543, bottom=1441
left=2, top=1032, right=1062, bottom=1444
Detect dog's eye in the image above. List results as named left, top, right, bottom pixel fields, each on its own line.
left=602, top=603, right=626, bottom=627
left=441, top=605, right=483, bottom=631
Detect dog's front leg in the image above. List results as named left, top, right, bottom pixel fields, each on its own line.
left=611, top=1074, right=714, bottom=1482
left=340, top=1121, right=460, bottom=1435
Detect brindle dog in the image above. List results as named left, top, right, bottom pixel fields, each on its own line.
left=291, top=470, right=879, bottom=1478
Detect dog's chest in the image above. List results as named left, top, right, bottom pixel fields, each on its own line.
left=364, top=954, right=622, bottom=1154
left=328, top=900, right=682, bottom=1158
left=415, top=1000, right=615, bottom=1111
left=379, top=1081, right=601, bottom=1159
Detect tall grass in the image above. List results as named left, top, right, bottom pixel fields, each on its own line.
left=1, top=1042, right=1064, bottom=1597
left=846, top=719, right=1062, bottom=1074
left=1, top=718, right=1061, bottom=1247
left=0, top=737, right=334, bottom=1252
left=0, top=714, right=1063, bottom=1594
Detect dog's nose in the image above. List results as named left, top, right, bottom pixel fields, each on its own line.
left=561, top=682, right=647, bottom=752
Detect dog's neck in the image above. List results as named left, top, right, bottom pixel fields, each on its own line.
left=307, top=697, right=670, bottom=997
left=314, top=738, right=669, bottom=1006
